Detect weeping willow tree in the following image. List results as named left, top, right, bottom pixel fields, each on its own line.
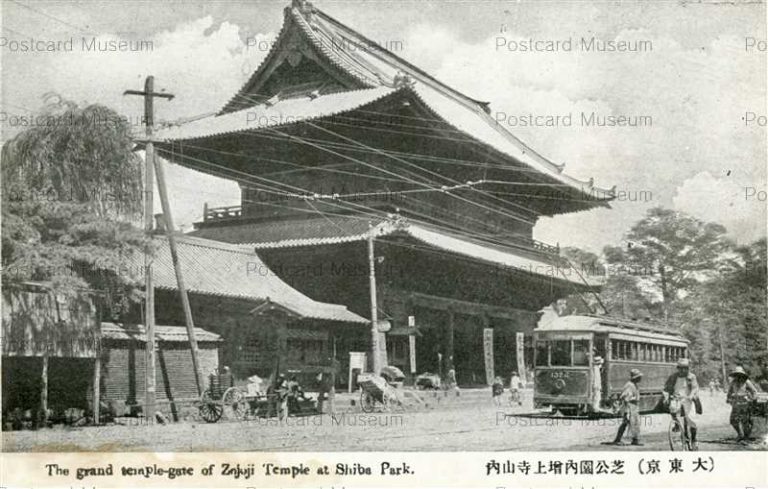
left=1, top=96, right=149, bottom=312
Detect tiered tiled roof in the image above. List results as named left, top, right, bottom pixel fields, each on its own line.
left=153, top=0, right=614, bottom=205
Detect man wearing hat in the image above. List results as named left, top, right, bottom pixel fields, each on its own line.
left=610, top=368, right=644, bottom=446
left=664, top=358, right=700, bottom=449
left=726, top=366, right=757, bottom=441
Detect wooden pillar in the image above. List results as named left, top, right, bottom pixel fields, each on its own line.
left=92, top=356, right=101, bottom=425
left=328, top=368, right=336, bottom=414
left=446, top=308, right=455, bottom=371
left=275, top=318, right=288, bottom=376
left=39, top=356, right=48, bottom=428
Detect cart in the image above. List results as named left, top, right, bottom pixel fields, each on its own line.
left=197, top=373, right=249, bottom=423
left=358, top=373, right=398, bottom=413
left=358, top=372, right=425, bottom=413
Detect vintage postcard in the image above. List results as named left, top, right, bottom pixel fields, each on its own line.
left=1, top=0, right=766, bottom=488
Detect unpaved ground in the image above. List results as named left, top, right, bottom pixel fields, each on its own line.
left=3, top=392, right=765, bottom=452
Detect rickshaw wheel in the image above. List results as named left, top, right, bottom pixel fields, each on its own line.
left=199, top=389, right=223, bottom=423
left=360, top=390, right=376, bottom=413
left=223, top=387, right=248, bottom=420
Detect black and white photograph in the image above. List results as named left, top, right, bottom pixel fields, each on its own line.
left=0, top=0, right=766, bottom=485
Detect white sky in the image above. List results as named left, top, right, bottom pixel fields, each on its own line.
left=1, top=0, right=766, bottom=252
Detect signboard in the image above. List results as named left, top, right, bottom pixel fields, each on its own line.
left=516, top=332, right=526, bottom=384
left=408, top=315, right=416, bottom=374
left=409, top=335, right=416, bottom=374
left=348, top=351, right=366, bottom=393
left=376, top=320, right=391, bottom=333
left=483, top=328, right=494, bottom=386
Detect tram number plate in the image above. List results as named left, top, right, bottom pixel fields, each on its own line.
left=550, top=371, right=570, bottom=380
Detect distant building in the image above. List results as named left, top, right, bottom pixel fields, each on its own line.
left=154, top=1, right=613, bottom=386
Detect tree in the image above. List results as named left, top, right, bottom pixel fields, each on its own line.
left=1, top=97, right=148, bottom=312
left=603, top=207, right=734, bottom=319
left=560, top=246, right=661, bottom=318
left=677, top=238, right=768, bottom=381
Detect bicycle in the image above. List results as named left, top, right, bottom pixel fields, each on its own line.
left=668, top=397, right=692, bottom=451
left=729, top=395, right=756, bottom=442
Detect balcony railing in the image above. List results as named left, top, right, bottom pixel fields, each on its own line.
left=201, top=203, right=561, bottom=258
left=202, top=203, right=242, bottom=221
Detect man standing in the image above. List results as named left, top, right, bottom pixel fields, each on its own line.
left=726, top=366, right=757, bottom=442
left=664, top=358, right=699, bottom=450
left=591, top=356, right=604, bottom=413
left=509, top=371, right=523, bottom=406
left=610, top=368, right=643, bottom=446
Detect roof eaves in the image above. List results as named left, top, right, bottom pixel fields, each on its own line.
left=289, top=6, right=379, bottom=88
left=403, top=85, right=615, bottom=202
left=219, top=7, right=295, bottom=115
left=312, top=7, right=490, bottom=110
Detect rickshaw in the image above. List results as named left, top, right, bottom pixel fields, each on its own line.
left=358, top=366, right=424, bottom=412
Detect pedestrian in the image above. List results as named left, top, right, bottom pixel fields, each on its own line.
left=591, top=356, right=604, bottom=413
left=663, top=358, right=699, bottom=450
left=492, top=376, right=504, bottom=406
left=726, top=366, right=757, bottom=442
left=446, top=367, right=458, bottom=392
left=610, top=368, right=643, bottom=446
left=509, top=371, right=523, bottom=406
left=267, top=374, right=289, bottom=420
left=709, top=379, right=716, bottom=396
left=286, top=375, right=308, bottom=415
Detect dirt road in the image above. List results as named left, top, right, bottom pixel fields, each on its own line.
left=3, top=392, right=765, bottom=452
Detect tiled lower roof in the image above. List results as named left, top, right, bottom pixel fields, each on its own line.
left=191, top=217, right=592, bottom=286
left=101, top=322, right=221, bottom=343
left=146, top=234, right=367, bottom=324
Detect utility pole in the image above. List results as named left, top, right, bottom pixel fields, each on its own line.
left=124, top=76, right=174, bottom=423
left=154, top=162, right=205, bottom=397
left=367, top=224, right=381, bottom=374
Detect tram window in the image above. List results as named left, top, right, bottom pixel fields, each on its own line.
left=611, top=340, right=619, bottom=360
left=665, top=346, right=671, bottom=363
left=654, top=345, right=660, bottom=362
left=551, top=340, right=571, bottom=366
left=640, top=344, right=647, bottom=361
left=630, top=342, right=639, bottom=361
left=573, top=339, right=590, bottom=366
left=535, top=342, right=549, bottom=366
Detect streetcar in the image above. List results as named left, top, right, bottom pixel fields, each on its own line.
left=533, top=315, right=689, bottom=416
